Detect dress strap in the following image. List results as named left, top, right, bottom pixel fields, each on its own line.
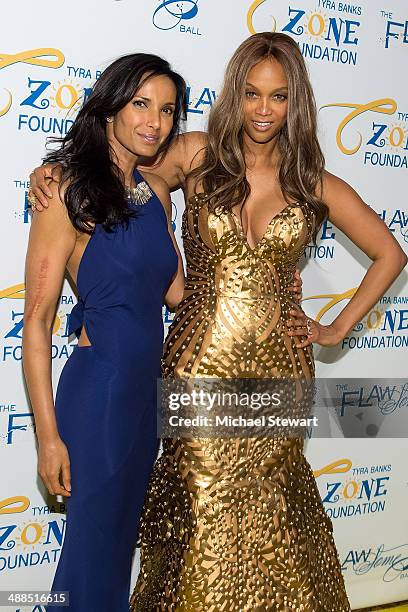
left=133, top=167, right=145, bottom=185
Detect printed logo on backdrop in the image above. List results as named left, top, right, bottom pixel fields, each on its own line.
left=162, top=201, right=179, bottom=328
left=0, top=402, right=35, bottom=446
left=12, top=180, right=31, bottom=223
left=315, top=379, right=408, bottom=438
left=0, top=284, right=76, bottom=362
left=0, top=48, right=100, bottom=135
left=302, top=204, right=407, bottom=261
left=186, top=84, right=216, bottom=116
left=248, top=0, right=362, bottom=66
left=171, top=201, right=178, bottom=232
left=342, top=543, right=408, bottom=582
left=379, top=8, right=408, bottom=49
left=376, top=208, right=408, bottom=244
left=0, top=49, right=64, bottom=118
left=321, top=98, right=408, bottom=170
left=303, top=289, right=408, bottom=350
left=314, top=458, right=391, bottom=519
left=303, top=220, right=337, bottom=260
left=152, top=0, right=202, bottom=36
left=0, top=495, right=65, bottom=574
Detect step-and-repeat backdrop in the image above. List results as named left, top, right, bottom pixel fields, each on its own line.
left=0, top=1, right=407, bottom=610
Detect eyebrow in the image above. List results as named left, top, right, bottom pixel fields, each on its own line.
left=245, top=82, right=288, bottom=91
left=134, top=95, right=176, bottom=106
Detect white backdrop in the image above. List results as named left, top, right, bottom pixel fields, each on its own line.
left=0, top=1, right=407, bottom=610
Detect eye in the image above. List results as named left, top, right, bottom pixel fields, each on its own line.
left=245, top=91, right=257, bottom=99
left=273, top=94, right=287, bottom=102
left=162, top=107, right=175, bottom=115
left=132, top=100, right=146, bottom=108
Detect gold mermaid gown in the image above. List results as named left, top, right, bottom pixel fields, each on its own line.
left=130, top=196, right=350, bottom=611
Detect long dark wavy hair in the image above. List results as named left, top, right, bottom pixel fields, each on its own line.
left=45, top=53, right=186, bottom=233
left=192, top=32, right=327, bottom=242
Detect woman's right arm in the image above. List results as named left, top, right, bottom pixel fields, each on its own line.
left=23, top=182, right=77, bottom=497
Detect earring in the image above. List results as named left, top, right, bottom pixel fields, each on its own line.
left=106, top=116, right=113, bottom=123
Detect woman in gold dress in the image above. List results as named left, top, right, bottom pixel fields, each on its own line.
left=29, top=33, right=406, bottom=611
left=128, top=33, right=406, bottom=611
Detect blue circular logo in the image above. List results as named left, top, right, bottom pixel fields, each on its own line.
left=153, top=0, right=198, bottom=31
left=171, top=201, right=177, bottom=231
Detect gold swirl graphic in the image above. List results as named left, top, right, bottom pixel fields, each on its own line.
left=314, top=458, right=352, bottom=478
left=303, top=287, right=357, bottom=321
left=0, top=495, right=30, bottom=515
left=0, top=283, right=61, bottom=335
left=0, top=48, right=64, bottom=71
left=0, top=49, right=64, bottom=117
left=0, top=283, right=25, bottom=300
left=247, top=0, right=276, bottom=34
left=321, top=98, right=397, bottom=155
left=0, top=88, right=12, bottom=116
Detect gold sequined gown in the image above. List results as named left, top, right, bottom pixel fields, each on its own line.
left=130, top=195, right=350, bottom=611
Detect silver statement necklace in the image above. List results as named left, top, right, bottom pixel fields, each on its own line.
left=124, top=181, right=153, bottom=206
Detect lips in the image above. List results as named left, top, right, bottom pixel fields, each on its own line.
left=251, top=120, right=273, bottom=132
left=138, top=133, right=160, bottom=145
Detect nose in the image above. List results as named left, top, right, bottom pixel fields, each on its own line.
left=255, top=97, right=272, bottom=117
left=146, top=107, right=161, bottom=131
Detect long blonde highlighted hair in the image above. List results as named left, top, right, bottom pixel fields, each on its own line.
left=192, top=32, right=328, bottom=241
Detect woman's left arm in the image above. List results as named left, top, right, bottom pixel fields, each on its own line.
left=288, top=171, right=407, bottom=347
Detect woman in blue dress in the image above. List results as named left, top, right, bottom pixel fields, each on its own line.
left=22, top=53, right=185, bottom=611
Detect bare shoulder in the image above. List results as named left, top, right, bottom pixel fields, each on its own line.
left=161, top=131, right=208, bottom=176
left=31, top=180, right=71, bottom=226
left=320, top=170, right=380, bottom=234
left=321, top=170, right=363, bottom=202
left=157, top=130, right=206, bottom=164
left=29, top=179, right=76, bottom=249
left=182, top=130, right=208, bottom=151
left=44, top=179, right=65, bottom=205
left=142, top=171, right=172, bottom=217
left=181, top=131, right=208, bottom=171
left=138, top=131, right=208, bottom=189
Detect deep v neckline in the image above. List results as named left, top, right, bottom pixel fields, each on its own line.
left=230, top=201, right=299, bottom=251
